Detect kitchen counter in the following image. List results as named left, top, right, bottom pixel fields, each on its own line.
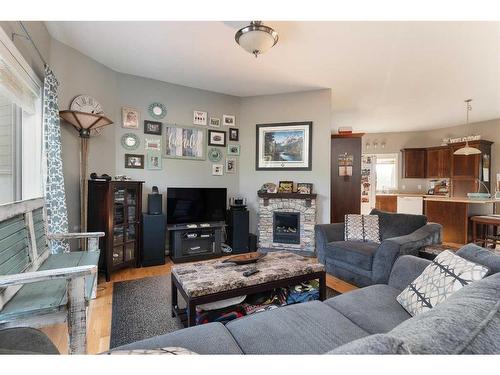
left=424, top=198, right=497, bottom=245
left=423, top=197, right=498, bottom=204
left=377, top=193, right=446, bottom=198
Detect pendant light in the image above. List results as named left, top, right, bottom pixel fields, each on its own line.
left=235, top=21, right=279, bottom=58
left=453, top=99, right=481, bottom=156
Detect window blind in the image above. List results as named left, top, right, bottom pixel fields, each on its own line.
left=0, top=30, right=41, bottom=114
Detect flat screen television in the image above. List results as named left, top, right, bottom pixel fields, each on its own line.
left=166, top=187, right=227, bottom=225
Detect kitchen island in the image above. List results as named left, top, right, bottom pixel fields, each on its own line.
left=424, top=197, right=498, bottom=245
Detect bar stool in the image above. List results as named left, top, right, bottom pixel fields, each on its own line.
left=470, top=215, right=500, bottom=249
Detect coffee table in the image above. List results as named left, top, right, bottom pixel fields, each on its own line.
left=171, top=251, right=326, bottom=327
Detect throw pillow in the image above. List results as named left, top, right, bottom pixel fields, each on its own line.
left=105, top=347, right=197, bottom=355
left=396, top=250, right=489, bottom=316
left=344, top=214, right=380, bottom=243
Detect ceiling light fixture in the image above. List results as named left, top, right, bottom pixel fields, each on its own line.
left=235, top=21, right=279, bottom=58
left=454, top=99, right=481, bottom=156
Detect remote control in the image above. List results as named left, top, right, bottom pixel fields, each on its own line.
left=243, top=268, right=259, bottom=277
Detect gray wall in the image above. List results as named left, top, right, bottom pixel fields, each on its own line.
left=363, top=118, right=500, bottom=193
left=114, top=73, right=241, bottom=211
left=48, top=39, right=329, bottom=235
left=239, top=90, right=333, bottom=232
left=0, top=21, right=51, bottom=79
left=49, top=39, right=118, bottom=232
left=48, top=40, right=241, bottom=229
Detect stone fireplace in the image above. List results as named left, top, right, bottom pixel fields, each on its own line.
left=257, top=192, right=317, bottom=255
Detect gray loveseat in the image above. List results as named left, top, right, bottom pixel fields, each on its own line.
left=315, top=209, right=442, bottom=287
left=110, top=244, right=499, bottom=355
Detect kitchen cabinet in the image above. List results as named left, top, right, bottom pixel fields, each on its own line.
left=375, top=195, right=397, bottom=212
left=401, top=148, right=426, bottom=178
left=426, top=147, right=451, bottom=178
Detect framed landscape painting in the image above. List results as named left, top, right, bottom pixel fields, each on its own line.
left=163, top=124, right=206, bottom=160
left=255, top=121, right=312, bottom=170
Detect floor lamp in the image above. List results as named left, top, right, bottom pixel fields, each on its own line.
left=59, top=110, right=113, bottom=248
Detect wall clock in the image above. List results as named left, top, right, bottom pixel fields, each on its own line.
left=70, top=95, right=104, bottom=114
left=208, top=147, right=222, bottom=162
left=148, top=102, right=167, bottom=120
left=121, top=133, right=140, bottom=151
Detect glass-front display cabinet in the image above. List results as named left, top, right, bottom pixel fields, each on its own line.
left=88, top=180, right=144, bottom=281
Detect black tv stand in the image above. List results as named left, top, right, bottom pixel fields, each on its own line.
left=168, top=222, right=224, bottom=263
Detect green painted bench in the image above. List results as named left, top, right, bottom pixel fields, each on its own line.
left=0, top=198, right=104, bottom=354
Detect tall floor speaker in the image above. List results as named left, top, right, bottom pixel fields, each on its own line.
left=142, top=214, right=166, bottom=266
left=226, top=209, right=250, bottom=254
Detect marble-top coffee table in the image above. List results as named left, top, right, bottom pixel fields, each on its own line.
left=171, top=251, right=326, bottom=327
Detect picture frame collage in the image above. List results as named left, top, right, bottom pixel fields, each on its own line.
left=191, top=109, right=239, bottom=177
left=121, top=103, right=166, bottom=170
left=121, top=103, right=240, bottom=176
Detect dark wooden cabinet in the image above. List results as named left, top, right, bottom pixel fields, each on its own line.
left=375, top=195, right=397, bottom=212
left=88, top=180, right=144, bottom=281
left=330, top=133, right=363, bottom=223
left=402, top=148, right=426, bottom=178
left=426, top=147, right=451, bottom=178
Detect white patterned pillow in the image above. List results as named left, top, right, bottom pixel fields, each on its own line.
left=396, top=250, right=489, bottom=316
left=344, top=214, right=380, bottom=243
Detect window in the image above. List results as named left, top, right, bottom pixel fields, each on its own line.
left=0, top=27, right=43, bottom=204
left=375, top=153, right=398, bottom=192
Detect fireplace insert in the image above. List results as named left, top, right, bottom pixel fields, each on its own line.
left=273, top=212, right=300, bottom=244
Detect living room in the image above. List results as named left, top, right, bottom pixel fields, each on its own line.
left=1, top=0, right=500, bottom=372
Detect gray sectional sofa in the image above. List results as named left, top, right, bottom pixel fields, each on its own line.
left=315, top=209, right=442, bottom=287
left=2, top=244, right=498, bottom=354
left=112, top=244, right=500, bottom=354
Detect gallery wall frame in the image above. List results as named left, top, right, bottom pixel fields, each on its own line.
left=255, top=121, right=313, bottom=171
left=163, top=123, right=206, bottom=160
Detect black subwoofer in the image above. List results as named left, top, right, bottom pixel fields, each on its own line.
left=226, top=209, right=250, bottom=254
left=142, top=214, right=166, bottom=266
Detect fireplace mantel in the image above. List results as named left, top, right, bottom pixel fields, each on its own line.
left=257, top=192, right=317, bottom=207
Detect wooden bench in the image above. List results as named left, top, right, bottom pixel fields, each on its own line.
left=0, top=198, right=104, bottom=354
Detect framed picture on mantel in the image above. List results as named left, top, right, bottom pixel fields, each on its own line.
left=255, top=121, right=312, bottom=171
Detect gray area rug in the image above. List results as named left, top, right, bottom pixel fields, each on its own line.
left=110, top=274, right=339, bottom=348
left=110, top=274, right=183, bottom=349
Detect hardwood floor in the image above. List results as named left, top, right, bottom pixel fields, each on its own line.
left=40, top=257, right=355, bottom=354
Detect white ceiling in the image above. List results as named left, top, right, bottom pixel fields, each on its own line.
left=45, top=21, right=500, bottom=133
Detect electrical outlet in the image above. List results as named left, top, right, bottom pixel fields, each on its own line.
left=401, top=185, right=406, bottom=190
left=417, top=184, right=422, bottom=190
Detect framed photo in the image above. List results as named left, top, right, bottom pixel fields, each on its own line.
left=121, top=133, right=140, bottom=150
left=144, top=120, right=162, bottom=135
left=278, top=181, right=294, bottom=193
left=226, top=157, right=237, bottom=174
left=145, top=138, right=161, bottom=151
left=297, top=183, right=313, bottom=194
left=229, top=127, right=239, bottom=141
left=256, top=121, right=312, bottom=171
left=163, top=124, right=206, bottom=160
left=209, top=117, right=221, bottom=127
left=122, top=106, right=140, bottom=129
left=146, top=150, right=162, bottom=170
left=193, top=110, right=207, bottom=126
left=223, top=115, right=235, bottom=126
left=212, top=164, right=224, bottom=176
left=124, top=153, right=144, bottom=169
left=338, top=153, right=353, bottom=176
left=227, top=144, right=240, bottom=156
left=208, top=130, right=226, bottom=147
